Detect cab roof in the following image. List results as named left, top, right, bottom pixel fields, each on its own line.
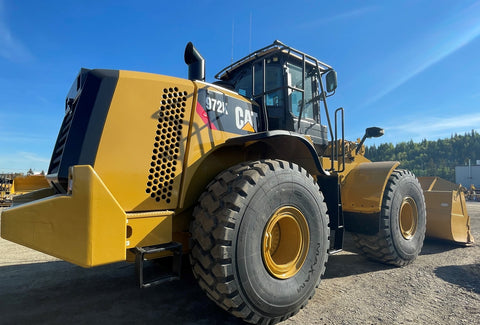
left=215, top=40, right=334, bottom=81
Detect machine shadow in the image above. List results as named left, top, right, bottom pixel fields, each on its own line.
left=323, top=232, right=396, bottom=279
left=324, top=232, right=468, bottom=279
left=434, top=264, right=480, bottom=294
left=323, top=253, right=395, bottom=279
left=0, top=259, right=243, bottom=325
left=1, top=233, right=472, bottom=324
left=420, top=237, right=466, bottom=255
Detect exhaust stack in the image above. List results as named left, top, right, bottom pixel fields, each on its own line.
left=184, top=42, right=205, bottom=81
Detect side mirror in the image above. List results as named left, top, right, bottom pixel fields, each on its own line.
left=356, top=127, right=384, bottom=154
left=365, top=127, right=384, bottom=138
left=325, top=70, right=337, bottom=93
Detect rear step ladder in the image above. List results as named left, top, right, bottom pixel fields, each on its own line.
left=134, top=242, right=182, bottom=288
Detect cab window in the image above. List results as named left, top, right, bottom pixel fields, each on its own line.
left=233, top=70, right=252, bottom=98
left=252, top=60, right=284, bottom=108
left=286, top=62, right=318, bottom=121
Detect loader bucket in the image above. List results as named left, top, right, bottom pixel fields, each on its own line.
left=418, top=177, right=474, bottom=245
left=11, top=175, right=49, bottom=195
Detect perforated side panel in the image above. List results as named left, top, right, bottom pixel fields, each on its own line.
left=146, top=87, right=187, bottom=203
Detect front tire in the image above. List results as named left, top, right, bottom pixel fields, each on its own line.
left=190, top=159, right=329, bottom=324
left=352, top=169, right=426, bottom=266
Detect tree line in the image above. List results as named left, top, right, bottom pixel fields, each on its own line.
left=364, top=130, right=480, bottom=183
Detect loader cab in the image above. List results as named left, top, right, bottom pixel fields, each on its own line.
left=216, top=41, right=337, bottom=151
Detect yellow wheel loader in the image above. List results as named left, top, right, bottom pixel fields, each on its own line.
left=11, top=174, right=49, bottom=196
left=0, top=175, right=13, bottom=207
left=0, top=174, right=48, bottom=207
left=1, top=41, right=474, bottom=324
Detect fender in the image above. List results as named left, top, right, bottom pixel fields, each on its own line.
left=226, top=130, right=329, bottom=176
left=179, top=130, right=328, bottom=210
left=341, top=161, right=399, bottom=234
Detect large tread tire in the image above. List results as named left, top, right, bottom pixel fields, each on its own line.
left=190, top=159, right=329, bottom=324
left=352, top=169, right=426, bottom=266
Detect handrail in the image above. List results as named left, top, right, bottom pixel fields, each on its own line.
left=334, top=108, right=345, bottom=172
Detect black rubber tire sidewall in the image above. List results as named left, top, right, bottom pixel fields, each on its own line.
left=385, top=171, right=426, bottom=262
left=234, top=164, right=329, bottom=317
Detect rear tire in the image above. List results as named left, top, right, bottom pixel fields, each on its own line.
left=190, top=159, right=329, bottom=324
left=352, top=169, right=426, bottom=266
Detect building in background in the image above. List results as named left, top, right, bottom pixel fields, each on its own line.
left=455, top=163, right=480, bottom=187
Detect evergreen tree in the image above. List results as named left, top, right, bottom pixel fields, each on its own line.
left=365, top=131, right=480, bottom=183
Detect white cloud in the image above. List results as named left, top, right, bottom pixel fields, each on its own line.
left=18, top=151, right=50, bottom=163
left=360, top=2, right=480, bottom=108
left=0, top=0, right=33, bottom=62
left=0, top=131, right=50, bottom=144
left=384, top=113, right=480, bottom=141
left=298, top=6, right=377, bottom=29
left=0, top=151, right=49, bottom=173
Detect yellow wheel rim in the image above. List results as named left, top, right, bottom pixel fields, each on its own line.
left=399, top=197, right=418, bottom=240
left=262, top=206, right=310, bottom=279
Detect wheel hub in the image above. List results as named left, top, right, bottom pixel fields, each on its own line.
left=262, top=206, right=310, bottom=279
left=399, top=197, right=418, bottom=240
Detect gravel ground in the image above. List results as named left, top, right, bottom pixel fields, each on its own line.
left=0, top=202, right=479, bottom=324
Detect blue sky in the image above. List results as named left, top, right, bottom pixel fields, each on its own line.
left=1, top=0, right=480, bottom=173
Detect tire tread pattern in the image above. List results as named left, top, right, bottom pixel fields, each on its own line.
left=190, top=159, right=328, bottom=324
left=352, top=169, right=426, bottom=267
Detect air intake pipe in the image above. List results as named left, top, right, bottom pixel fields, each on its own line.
left=184, top=42, right=205, bottom=81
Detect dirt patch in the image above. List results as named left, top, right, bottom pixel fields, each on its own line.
left=1, top=203, right=479, bottom=324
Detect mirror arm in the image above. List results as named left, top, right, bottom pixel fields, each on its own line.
left=356, top=127, right=384, bottom=154
left=356, top=134, right=368, bottom=154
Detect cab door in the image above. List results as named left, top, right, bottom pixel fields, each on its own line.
left=286, top=61, right=327, bottom=147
